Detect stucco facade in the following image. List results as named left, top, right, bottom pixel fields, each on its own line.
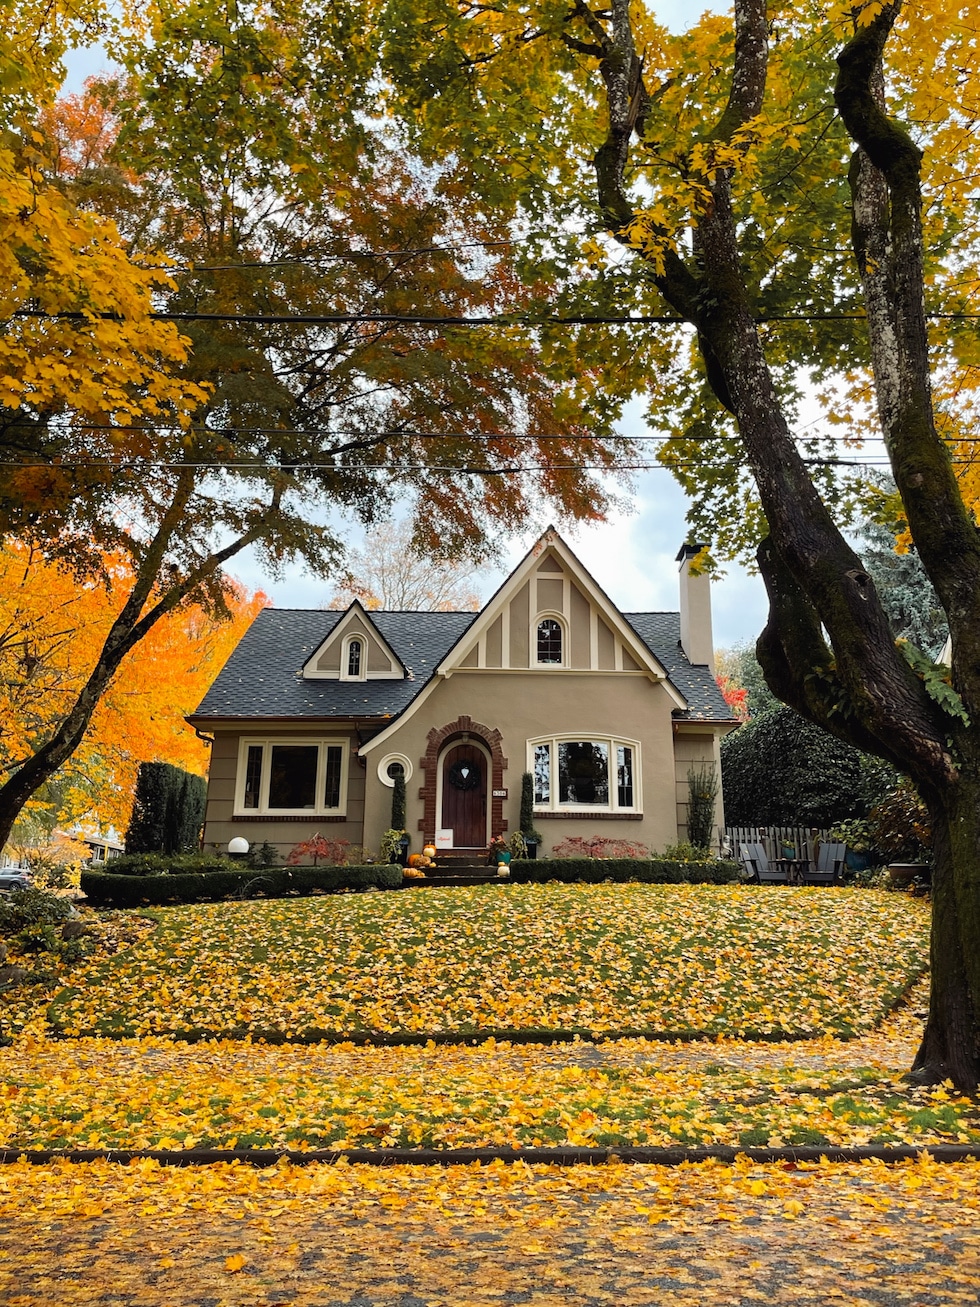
left=190, top=530, right=737, bottom=860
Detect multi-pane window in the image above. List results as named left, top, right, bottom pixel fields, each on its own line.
left=345, top=638, right=363, bottom=679
left=237, top=739, right=348, bottom=815
left=536, top=618, right=563, bottom=664
left=529, top=737, right=640, bottom=812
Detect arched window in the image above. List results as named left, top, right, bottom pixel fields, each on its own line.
left=536, top=618, right=563, bottom=665
left=341, top=635, right=365, bottom=680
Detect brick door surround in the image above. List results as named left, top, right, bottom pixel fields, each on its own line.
left=419, top=715, right=508, bottom=841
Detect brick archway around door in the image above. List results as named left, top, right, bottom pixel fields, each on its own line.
left=419, top=715, right=508, bottom=842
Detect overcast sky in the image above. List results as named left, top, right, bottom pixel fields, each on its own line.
left=62, top=2, right=775, bottom=648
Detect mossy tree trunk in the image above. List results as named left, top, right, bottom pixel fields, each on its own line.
left=582, top=0, right=979, bottom=1089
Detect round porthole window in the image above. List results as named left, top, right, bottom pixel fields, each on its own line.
left=378, top=753, right=413, bottom=787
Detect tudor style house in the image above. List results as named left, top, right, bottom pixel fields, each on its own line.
left=188, top=530, right=738, bottom=860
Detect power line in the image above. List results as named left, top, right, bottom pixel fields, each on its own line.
left=25, top=422, right=888, bottom=445
left=13, top=306, right=980, bottom=328
left=179, top=237, right=530, bottom=270
left=0, top=456, right=906, bottom=473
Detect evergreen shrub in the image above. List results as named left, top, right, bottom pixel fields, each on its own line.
left=81, top=863, right=402, bottom=907
left=126, top=762, right=207, bottom=855
left=509, top=858, right=739, bottom=885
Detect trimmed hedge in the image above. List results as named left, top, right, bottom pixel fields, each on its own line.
left=81, top=863, right=403, bottom=908
left=103, top=853, right=239, bottom=877
left=509, top=857, right=740, bottom=885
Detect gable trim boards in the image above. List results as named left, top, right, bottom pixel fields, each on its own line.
left=302, top=602, right=405, bottom=681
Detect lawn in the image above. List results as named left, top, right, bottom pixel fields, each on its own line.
left=50, top=883, right=928, bottom=1041
left=3, top=1001, right=978, bottom=1151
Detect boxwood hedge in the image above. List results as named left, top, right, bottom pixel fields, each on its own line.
left=81, top=863, right=403, bottom=908
left=509, top=857, right=739, bottom=885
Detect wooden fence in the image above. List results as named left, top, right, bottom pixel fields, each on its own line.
left=723, top=825, right=834, bottom=863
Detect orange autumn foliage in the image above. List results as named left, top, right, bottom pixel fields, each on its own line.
left=0, top=541, right=266, bottom=833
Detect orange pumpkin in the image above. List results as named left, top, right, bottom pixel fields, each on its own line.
left=422, top=843, right=437, bottom=859
left=407, top=853, right=424, bottom=868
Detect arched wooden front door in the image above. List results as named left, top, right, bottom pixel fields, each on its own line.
left=441, top=742, right=488, bottom=848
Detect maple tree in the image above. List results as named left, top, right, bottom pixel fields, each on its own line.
left=379, top=0, right=980, bottom=1092
left=0, top=540, right=264, bottom=837
left=0, top=0, right=652, bottom=847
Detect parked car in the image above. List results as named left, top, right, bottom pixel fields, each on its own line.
left=0, top=867, right=32, bottom=892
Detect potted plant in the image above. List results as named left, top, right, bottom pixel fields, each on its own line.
left=379, top=828, right=410, bottom=867
left=829, top=818, right=875, bottom=871
left=519, top=772, right=543, bottom=859
left=489, top=834, right=511, bottom=872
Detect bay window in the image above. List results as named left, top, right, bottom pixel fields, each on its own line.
left=236, top=738, right=349, bottom=815
left=529, top=736, right=640, bottom=813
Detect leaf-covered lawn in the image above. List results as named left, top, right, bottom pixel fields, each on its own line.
left=2, top=1001, right=978, bottom=1151
left=50, top=884, right=928, bottom=1040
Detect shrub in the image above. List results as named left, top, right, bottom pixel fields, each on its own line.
left=126, top=762, right=207, bottom=855
left=510, top=857, right=739, bottom=886
left=105, top=852, right=237, bottom=877
left=391, top=773, right=407, bottom=831
left=550, top=835, right=651, bottom=860
left=720, top=705, right=896, bottom=827
left=869, top=782, right=932, bottom=862
left=80, top=863, right=403, bottom=907
left=245, top=841, right=282, bottom=869
left=662, top=841, right=715, bottom=863
left=287, top=835, right=354, bottom=866
left=519, top=773, right=543, bottom=843
left=0, top=888, right=74, bottom=937
left=686, top=764, right=719, bottom=850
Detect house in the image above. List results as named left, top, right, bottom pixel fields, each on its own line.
left=188, top=529, right=738, bottom=860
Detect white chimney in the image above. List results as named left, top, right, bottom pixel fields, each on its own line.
left=676, top=543, right=715, bottom=673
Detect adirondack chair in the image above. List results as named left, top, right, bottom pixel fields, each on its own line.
left=739, top=841, right=789, bottom=884
left=805, top=841, right=846, bottom=885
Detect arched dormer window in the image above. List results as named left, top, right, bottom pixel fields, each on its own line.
left=536, top=616, right=564, bottom=665
left=342, top=635, right=366, bottom=681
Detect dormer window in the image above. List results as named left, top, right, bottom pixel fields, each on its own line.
left=536, top=617, right=564, bottom=665
left=341, top=635, right=366, bottom=681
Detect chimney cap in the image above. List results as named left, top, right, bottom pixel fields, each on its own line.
left=675, top=542, right=708, bottom=563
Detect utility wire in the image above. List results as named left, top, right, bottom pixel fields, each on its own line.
left=12, top=307, right=980, bottom=327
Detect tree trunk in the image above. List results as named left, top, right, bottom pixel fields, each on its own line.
left=912, top=777, right=980, bottom=1092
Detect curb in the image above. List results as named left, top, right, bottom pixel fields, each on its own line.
left=46, top=1025, right=863, bottom=1047
left=3, top=1144, right=979, bottom=1168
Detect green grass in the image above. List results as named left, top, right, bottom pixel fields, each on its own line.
left=49, top=882, right=929, bottom=1041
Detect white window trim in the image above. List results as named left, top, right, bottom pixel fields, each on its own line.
left=340, top=634, right=367, bottom=682
left=533, top=611, right=567, bottom=668
left=235, top=737, right=350, bottom=817
left=378, top=752, right=414, bottom=787
left=528, top=734, right=641, bottom=814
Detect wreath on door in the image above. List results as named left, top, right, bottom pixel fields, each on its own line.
left=447, top=760, right=481, bottom=791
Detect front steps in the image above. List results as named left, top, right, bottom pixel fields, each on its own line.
left=402, top=849, right=507, bottom=888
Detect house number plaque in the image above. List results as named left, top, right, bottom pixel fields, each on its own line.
left=492, top=789, right=508, bottom=798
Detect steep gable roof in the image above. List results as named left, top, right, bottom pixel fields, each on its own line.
left=301, top=600, right=405, bottom=680
left=189, top=609, right=476, bottom=722
left=190, top=532, right=735, bottom=726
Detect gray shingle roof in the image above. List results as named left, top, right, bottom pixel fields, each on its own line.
left=624, top=613, right=735, bottom=722
left=190, top=607, right=734, bottom=724
left=190, top=609, right=476, bottom=721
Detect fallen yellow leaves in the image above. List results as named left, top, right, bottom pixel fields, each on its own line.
left=2, top=982, right=975, bottom=1152
left=49, top=884, right=929, bottom=1041
left=0, top=1155, right=978, bottom=1306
